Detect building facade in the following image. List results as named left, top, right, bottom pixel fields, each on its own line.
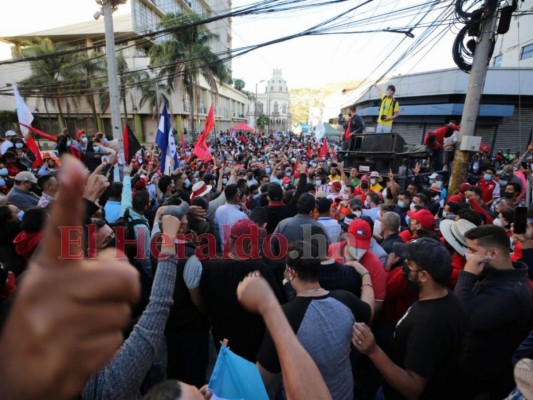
left=0, top=0, right=247, bottom=143
left=256, top=69, right=292, bottom=133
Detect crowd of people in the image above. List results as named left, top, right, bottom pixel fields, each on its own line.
left=1, top=124, right=533, bottom=400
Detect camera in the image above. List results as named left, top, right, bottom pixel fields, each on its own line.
left=381, top=115, right=387, bottom=121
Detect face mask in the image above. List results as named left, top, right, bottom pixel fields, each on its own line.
left=67, top=140, right=72, bottom=146
left=103, top=138, right=109, bottom=145
left=184, top=179, right=191, bottom=188
left=283, top=184, right=289, bottom=190
left=504, top=191, right=515, bottom=199
left=442, top=211, right=448, bottom=218
left=347, top=245, right=367, bottom=261
left=493, top=218, right=503, bottom=227
left=397, top=200, right=405, bottom=209
left=410, top=203, right=416, bottom=212
left=370, top=178, right=376, bottom=185
left=222, top=178, right=228, bottom=185
left=435, top=181, right=443, bottom=188
left=0, top=179, right=5, bottom=187
left=484, top=174, right=492, bottom=181
left=17, top=210, right=24, bottom=221
left=429, top=179, right=434, bottom=185
left=81, top=137, right=88, bottom=144
left=93, top=146, right=100, bottom=152
left=402, top=263, right=421, bottom=291
left=405, top=215, right=411, bottom=226
left=15, top=143, right=23, bottom=149
left=364, top=200, right=370, bottom=208
left=315, top=180, right=322, bottom=186
left=514, top=166, right=519, bottom=171
left=354, top=210, right=362, bottom=217
left=286, top=172, right=291, bottom=177
left=277, top=174, right=284, bottom=180
left=432, top=194, right=440, bottom=201
left=0, top=168, right=7, bottom=176
left=361, top=182, right=369, bottom=190
left=266, top=167, right=271, bottom=174
left=342, top=193, right=350, bottom=200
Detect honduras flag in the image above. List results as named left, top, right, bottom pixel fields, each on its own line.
left=208, top=345, right=269, bottom=400
left=155, top=104, right=178, bottom=175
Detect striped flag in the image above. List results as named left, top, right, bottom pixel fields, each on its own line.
left=13, top=83, right=33, bottom=136
left=155, top=104, right=178, bottom=175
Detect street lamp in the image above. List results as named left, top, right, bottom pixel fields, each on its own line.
left=95, top=0, right=126, bottom=163
left=255, top=80, right=265, bottom=126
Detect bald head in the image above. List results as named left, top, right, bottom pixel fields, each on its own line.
left=382, top=212, right=401, bottom=233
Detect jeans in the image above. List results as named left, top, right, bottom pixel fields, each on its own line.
left=375, top=124, right=392, bottom=134
left=426, top=147, right=444, bottom=171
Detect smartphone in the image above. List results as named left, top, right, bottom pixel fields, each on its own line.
left=514, top=207, right=528, bottom=234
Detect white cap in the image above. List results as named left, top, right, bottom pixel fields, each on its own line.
left=4, top=130, right=16, bottom=137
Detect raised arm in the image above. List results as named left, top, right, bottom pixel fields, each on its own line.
left=237, top=276, right=332, bottom=400
left=373, top=84, right=383, bottom=97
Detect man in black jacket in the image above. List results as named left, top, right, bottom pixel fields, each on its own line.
left=454, top=225, right=532, bottom=399
left=342, top=105, right=365, bottom=153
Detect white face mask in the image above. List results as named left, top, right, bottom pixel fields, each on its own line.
left=493, top=218, right=502, bottom=227
left=342, top=193, right=350, bottom=200
left=347, top=245, right=367, bottom=261
left=354, top=210, right=362, bottom=217
left=410, top=203, right=417, bottom=212
left=81, top=137, right=88, bottom=144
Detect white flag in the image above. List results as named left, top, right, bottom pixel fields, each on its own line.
left=13, top=84, right=34, bottom=136
left=315, top=120, right=325, bottom=140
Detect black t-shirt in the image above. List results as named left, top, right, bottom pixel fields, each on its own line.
left=384, top=292, right=466, bottom=400
left=200, top=259, right=284, bottom=362
left=320, top=260, right=362, bottom=297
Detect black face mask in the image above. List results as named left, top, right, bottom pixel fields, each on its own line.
left=276, top=174, right=283, bottom=180
left=402, top=262, right=422, bottom=292
left=361, top=182, right=369, bottom=190
left=504, top=191, right=515, bottom=199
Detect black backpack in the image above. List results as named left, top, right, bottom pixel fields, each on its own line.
left=380, top=96, right=397, bottom=117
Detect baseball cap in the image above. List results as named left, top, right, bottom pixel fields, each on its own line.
left=282, top=177, right=291, bottom=184
left=316, top=197, right=332, bottom=213
left=76, top=129, right=86, bottom=139
left=392, top=237, right=452, bottom=284
left=4, top=130, right=16, bottom=137
left=340, top=213, right=356, bottom=231
left=230, top=219, right=258, bottom=239
left=14, top=171, right=37, bottom=184
left=329, top=180, right=342, bottom=191
left=459, top=183, right=471, bottom=193
left=347, top=219, right=371, bottom=250
left=429, top=172, right=442, bottom=180
left=407, top=208, right=435, bottom=230
left=41, top=152, right=52, bottom=160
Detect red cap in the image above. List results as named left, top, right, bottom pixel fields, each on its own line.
left=459, top=183, right=471, bottom=193
left=76, top=129, right=85, bottom=139
left=329, top=180, right=342, bottom=191
left=407, top=209, right=435, bottom=230
left=360, top=175, right=369, bottom=182
left=347, top=219, right=371, bottom=250
left=230, top=219, right=257, bottom=239
left=282, top=177, right=291, bottom=184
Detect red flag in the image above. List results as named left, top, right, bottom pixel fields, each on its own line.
left=319, top=140, right=328, bottom=159
left=193, top=104, right=214, bottom=161
left=181, top=131, right=185, bottom=148
left=123, top=125, right=141, bottom=163
left=307, top=142, right=312, bottom=159
left=344, top=119, right=351, bottom=140
left=19, top=123, right=57, bottom=142
left=25, top=134, right=43, bottom=168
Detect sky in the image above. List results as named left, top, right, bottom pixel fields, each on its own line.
left=0, top=0, right=459, bottom=91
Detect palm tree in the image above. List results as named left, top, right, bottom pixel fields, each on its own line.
left=138, top=76, right=170, bottom=119
left=149, top=12, right=230, bottom=133
left=18, top=38, right=78, bottom=130
left=117, top=51, right=147, bottom=124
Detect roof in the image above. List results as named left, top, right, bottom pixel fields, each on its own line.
left=341, top=68, right=533, bottom=108
left=0, top=14, right=135, bottom=44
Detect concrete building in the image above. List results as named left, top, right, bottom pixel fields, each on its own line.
left=256, top=69, right=292, bottom=133
left=0, top=0, right=247, bottom=143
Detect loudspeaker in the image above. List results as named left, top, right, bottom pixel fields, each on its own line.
left=358, top=133, right=406, bottom=153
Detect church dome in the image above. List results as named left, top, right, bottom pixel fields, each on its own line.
left=265, top=69, right=288, bottom=93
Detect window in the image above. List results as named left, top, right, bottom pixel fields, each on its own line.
left=493, top=54, right=502, bottom=67
left=521, top=44, right=533, bottom=60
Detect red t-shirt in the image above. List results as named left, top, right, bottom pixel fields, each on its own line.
left=329, top=241, right=386, bottom=302
left=423, top=126, right=448, bottom=150
left=477, top=179, right=499, bottom=204
left=382, top=267, right=418, bottom=327
left=449, top=252, right=466, bottom=289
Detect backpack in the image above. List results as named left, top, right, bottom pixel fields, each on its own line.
left=110, top=208, right=150, bottom=267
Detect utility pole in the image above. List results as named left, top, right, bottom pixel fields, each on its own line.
left=96, top=0, right=125, bottom=163
left=448, top=0, right=500, bottom=195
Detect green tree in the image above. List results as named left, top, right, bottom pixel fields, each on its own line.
left=233, top=78, right=245, bottom=91
left=149, top=12, right=229, bottom=132
left=18, top=38, right=78, bottom=130
left=117, top=50, right=146, bottom=124
left=256, top=114, right=270, bottom=129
